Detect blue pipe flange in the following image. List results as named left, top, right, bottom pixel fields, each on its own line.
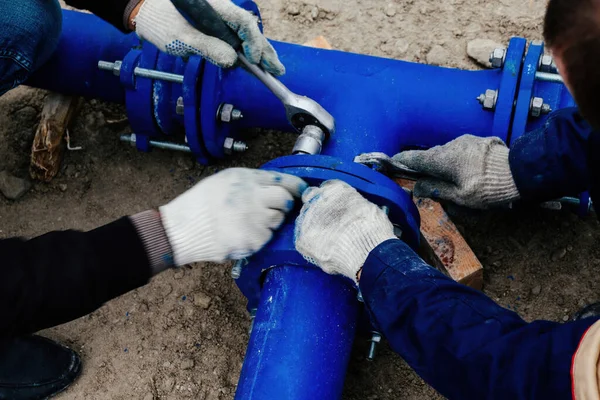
left=235, top=155, right=421, bottom=310
left=182, top=56, right=212, bottom=164
left=153, top=52, right=185, bottom=135
left=491, top=37, right=526, bottom=139
left=510, top=40, right=545, bottom=143
left=125, top=45, right=162, bottom=152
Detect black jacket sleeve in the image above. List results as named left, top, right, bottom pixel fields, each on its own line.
left=64, top=0, right=135, bottom=31
left=0, top=217, right=152, bottom=337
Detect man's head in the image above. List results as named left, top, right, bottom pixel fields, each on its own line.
left=544, top=0, right=600, bottom=129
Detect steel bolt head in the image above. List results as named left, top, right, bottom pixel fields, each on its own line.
left=489, top=48, right=506, bottom=68
left=539, top=54, right=558, bottom=73
left=478, top=89, right=498, bottom=110
left=176, top=97, right=184, bottom=115
left=219, top=104, right=235, bottom=123
left=530, top=97, right=544, bottom=117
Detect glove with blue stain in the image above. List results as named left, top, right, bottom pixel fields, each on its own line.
left=134, top=0, right=285, bottom=75
left=294, top=180, right=397, bottom=283
left=160, top=168, right=307, bottom=265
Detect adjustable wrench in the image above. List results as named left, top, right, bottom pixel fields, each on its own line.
left=170, top=0, right=335, bottom=136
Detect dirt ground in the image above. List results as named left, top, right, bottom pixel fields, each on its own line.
left=1, top=0, right=598, bottom=399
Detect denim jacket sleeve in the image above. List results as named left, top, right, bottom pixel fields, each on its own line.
left=359, top=239, right=597, bottom=399
left=509, top=107, right=594, bottom=203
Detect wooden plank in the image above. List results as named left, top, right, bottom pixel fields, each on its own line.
left=302, top=36, right=333, bottom=50
left=30, top=93, right=81, bottom=182
left=397, top=179, right=483, bottom=290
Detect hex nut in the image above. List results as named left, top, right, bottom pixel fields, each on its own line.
left=478, top=89, right=498, bottom=110
left=530, top=97, right=544, bottom=117
left=176, top=97, right=184, bottom=115
left=219, top=104, right=234, bottom=123
left=223, top=137, right=235, bottom=155
left=489, top=48, right=506, bottom=68
left=539, top=54, right=558, bottom=73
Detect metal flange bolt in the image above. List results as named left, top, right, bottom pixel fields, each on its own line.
left=176, top=97, right=184, bottom=115
left=489, top=48, right=506, bottom=69
left=530, top=97, right=552, bottom=118
left=218, top=103, right=244, bottom=123
left=539, top=54, right=558, bottom=73
left=477, top=89, right=498, bottom=111
left=223, top=137, right=249, bottom=155
left=366, top=332, right=382, bottom=361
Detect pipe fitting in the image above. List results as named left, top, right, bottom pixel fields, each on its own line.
left=477, top=89, right=498, bottom=111
left=292, top=125, right=325, bottom=155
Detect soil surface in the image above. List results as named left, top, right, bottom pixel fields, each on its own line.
left=2, top=0, right=597, bottom=399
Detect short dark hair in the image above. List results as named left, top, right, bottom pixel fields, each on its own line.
left=544, top=0, right=600, bottom=130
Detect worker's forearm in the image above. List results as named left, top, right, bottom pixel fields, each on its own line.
left=360, top=239, right=595, bottom=399
left=0, top=217, right=153, bottom=337
left=509, top=107, right=593, bottom=203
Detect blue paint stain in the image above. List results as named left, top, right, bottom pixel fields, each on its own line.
left=124, top=348, right=128, bottom=353
left=126, top=312, right=130, bottom=318
left=431, top=189, right=440, bottom=198
left=516, top=296, right=521, bottom=301
left=195, top=343, right=201, bottom=348
left=507, top=275, right=515, bottom=281
left=182, top=295, right=187, bottom=301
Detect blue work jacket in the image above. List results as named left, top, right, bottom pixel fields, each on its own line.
left=360, top=239, right=598, bottom=399
left=509, top=107, right=599, bottom=205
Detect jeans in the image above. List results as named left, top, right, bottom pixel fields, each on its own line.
left=0, top=0, right=62, bottom=96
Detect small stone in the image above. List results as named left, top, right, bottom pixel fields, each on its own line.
left=0, top=171, right=32, bottom=200
left=286, top=3, right=300, bottom=15
left=310, top=6, right=319, bottom=20
left=531, top=285, right=541, bottom=295
left=180, top=359, right=194, bottom=370
left=58, top=184, right=68, bottom=192
left=551, top=248, right=567, bottom=261
left=385, top=4, right=397, bottom=17
left=206, top=390, right=220, bottom=400
left=567, top=245, right=573, bottom=251
left=176, top=156, right=194, bottom=171
left=395, top=39, right=410, bottom=56
left=162, top=361, right=172, bottom=368
left=426, top=45, right=449, bottom=66
left=173, top=269, right=185, bottom=280
left=467, top=39, right=503, bottom=68
left=143, top=393, right=154, bottom=400
left=578, top=299, right=587, bottom=308
left=193, top=292, right=211, bottom=309
left=493, top=261, right=502, bottom=267
left=556, top=295, right=565, bottom=306
left=563, top=315, right=569, bottom=322
left=162, top=377, right=175, bottom=393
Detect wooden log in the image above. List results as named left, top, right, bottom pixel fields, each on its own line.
left=397, top=179, right=484, bottom=290
left=302, top=36, right=333, bottom=50
left=30, top=93, right=80, bottom=182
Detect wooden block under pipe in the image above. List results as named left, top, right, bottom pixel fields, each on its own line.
left=397, top=179, right=484, bottom=290
left=30, top=93, right=81, bottom=182
left=302, top=36, right=333, bottom=50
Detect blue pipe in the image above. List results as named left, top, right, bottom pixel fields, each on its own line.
left=236, top=266, right=360, bottom=400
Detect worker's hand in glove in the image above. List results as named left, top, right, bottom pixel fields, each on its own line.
left=393, top=134, right=520, bottom=209
left=131, top=0, right=285, bottom=75
left=294, top=180, right=397, bottom=284
left=160, top=168, right=307, bottom=265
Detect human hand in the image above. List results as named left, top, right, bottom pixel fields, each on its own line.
left=160, top=168, right=307, bottom=265
left=394, top=134, right=520, bottom=208
left=294, top=180, right=397, bottom=283
left=132, top=0, right=285, bottom=75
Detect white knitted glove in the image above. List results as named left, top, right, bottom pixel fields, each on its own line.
left=294, top=180, right=397, bottom=284
left=394, top=134, right=520, bottom=209
left=160, top=168, right=307, bottom=265
left=134, top=0, right=285, bottom=75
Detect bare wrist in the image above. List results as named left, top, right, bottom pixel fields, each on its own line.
left=124, top=0, right=145, bottom=30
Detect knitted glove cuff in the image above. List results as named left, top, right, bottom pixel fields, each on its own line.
left=481, top=144, right=520, bottom=206
left=129, top=210, right=174, bottom=275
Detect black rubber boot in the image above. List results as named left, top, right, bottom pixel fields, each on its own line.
left=0, top=336, right=81, bottom=400
left=574, top=302, right=600, bottom=321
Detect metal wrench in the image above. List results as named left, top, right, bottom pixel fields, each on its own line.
left=170, top=0, right=335, bottom=136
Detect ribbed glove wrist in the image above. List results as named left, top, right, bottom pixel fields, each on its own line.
left=481, top=144, right=520, bottom=206
left=129, top=210, right=174, bottom=275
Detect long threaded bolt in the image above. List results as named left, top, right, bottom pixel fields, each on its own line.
left=231, top=109, right=243, bottom=121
